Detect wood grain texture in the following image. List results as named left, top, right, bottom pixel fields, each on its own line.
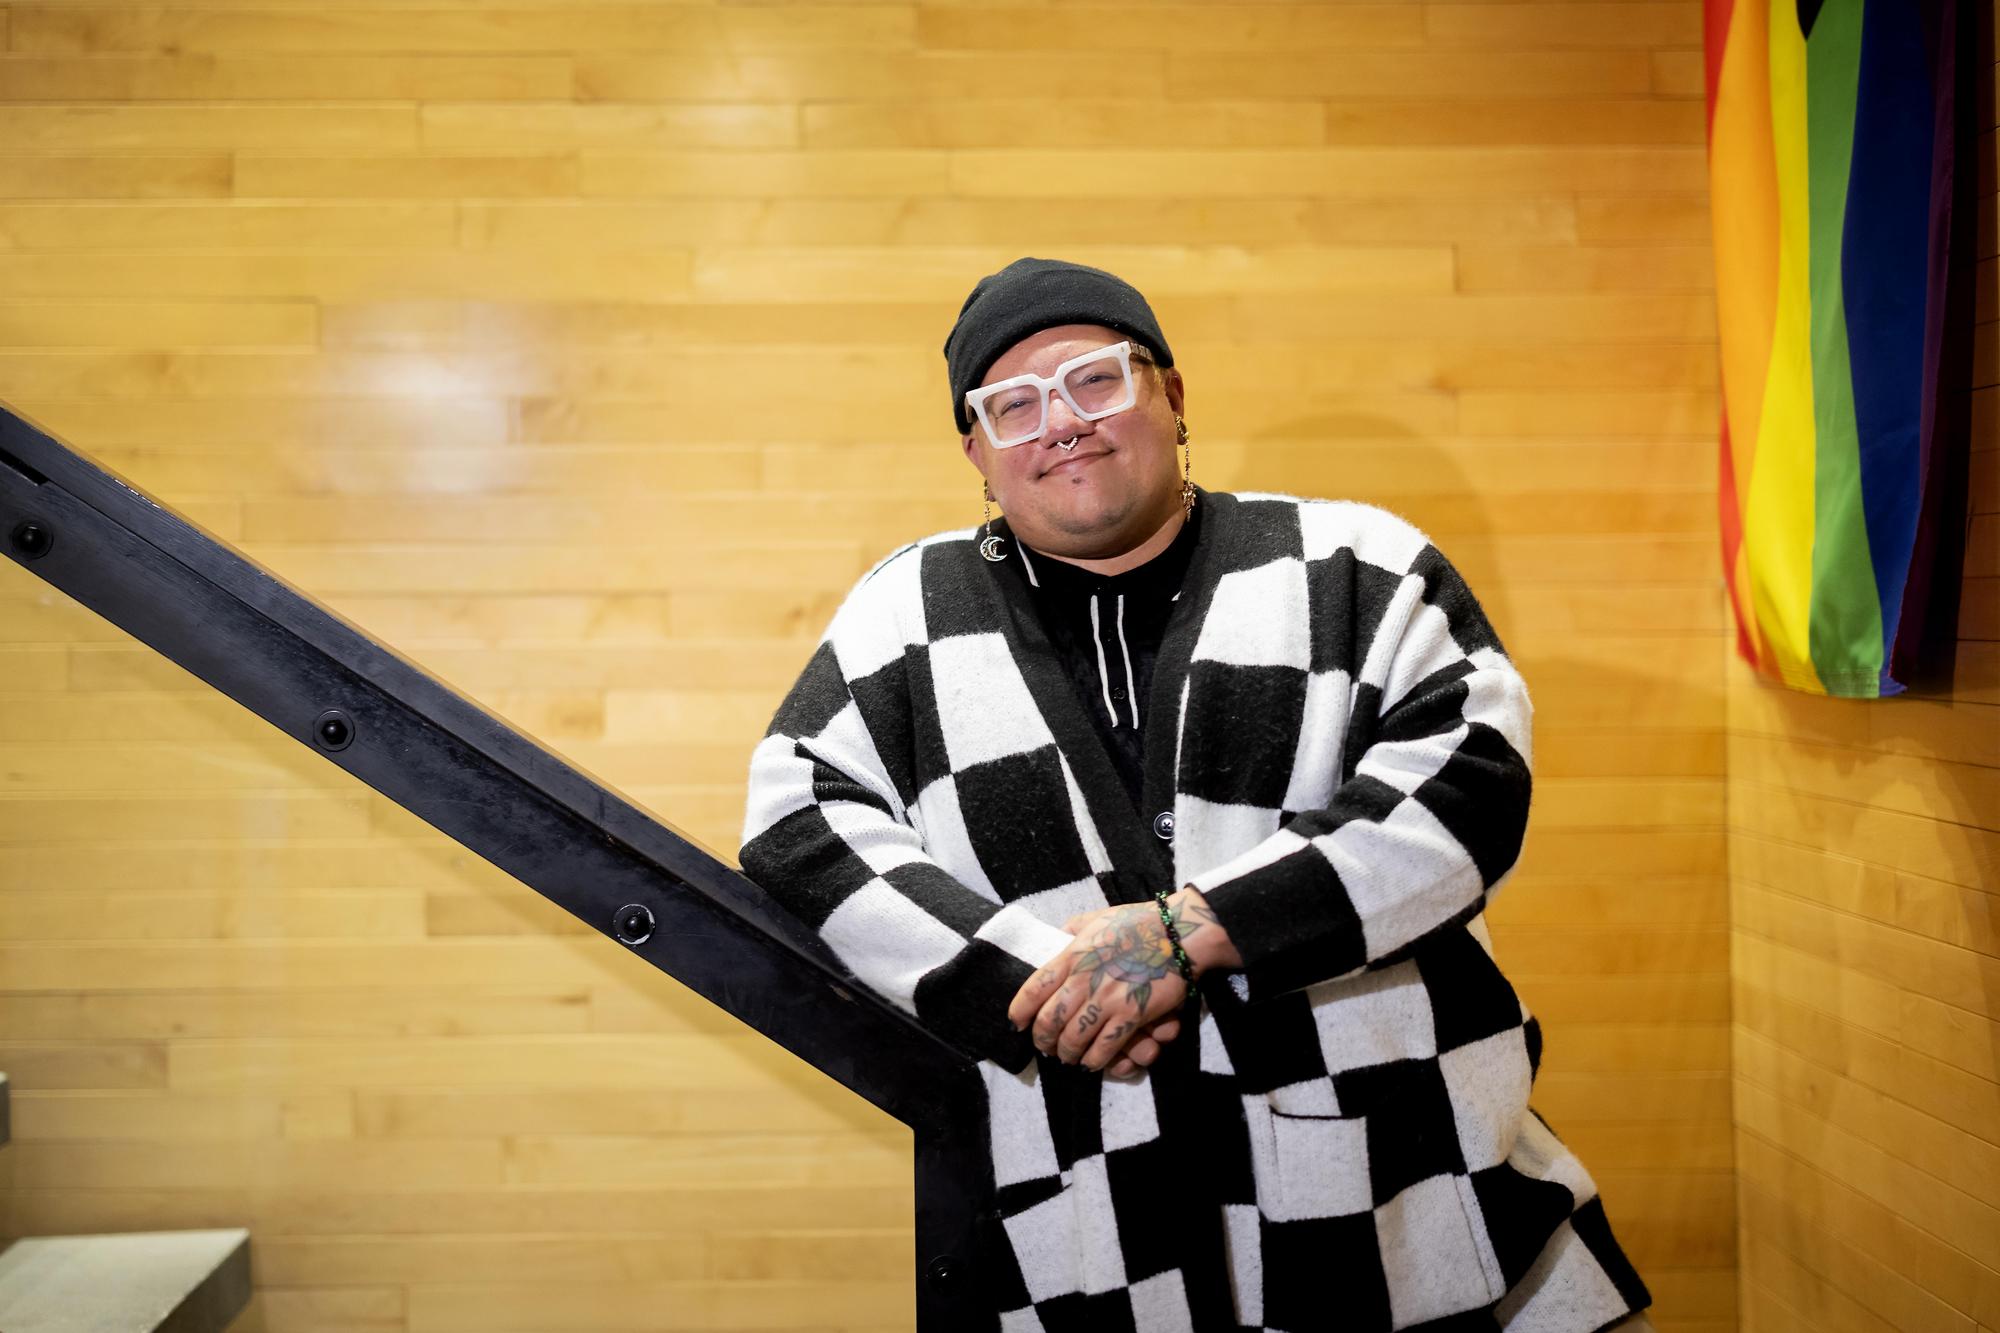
left=1727, top=10, right=2000, bottom=1331
left=0, top=2, right=1740, bottom=1329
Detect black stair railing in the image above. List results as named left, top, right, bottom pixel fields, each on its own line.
left=0, top=401, right=996, bottom=1330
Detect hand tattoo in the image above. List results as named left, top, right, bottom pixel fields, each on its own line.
left=1175, top=894, right=1217, bottom=937
left=1076, top=1001, right=1101, bottom=1034
left=1070, top=907, right=1188, bottom=1015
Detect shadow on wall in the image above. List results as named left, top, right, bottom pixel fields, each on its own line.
left=1223, top=402, right=1735, bottom=850
left=1202, top=408, right=1521, bottom=625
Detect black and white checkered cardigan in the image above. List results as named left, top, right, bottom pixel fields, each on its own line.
left=740, top=489, right=1651, bottom=1333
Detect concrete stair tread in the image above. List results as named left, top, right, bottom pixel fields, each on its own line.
left=0, top=1229, right=251, bottom=1333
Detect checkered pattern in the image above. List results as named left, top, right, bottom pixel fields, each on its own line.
left=740, top=491, right=1651, bottom=1332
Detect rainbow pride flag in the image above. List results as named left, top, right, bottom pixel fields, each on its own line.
left=1705, top=0, right=1965, bottom=697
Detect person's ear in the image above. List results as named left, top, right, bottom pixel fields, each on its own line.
left=1162, top=367, right=1186, bottom=417
left=961, top=432, right=985, bottom=473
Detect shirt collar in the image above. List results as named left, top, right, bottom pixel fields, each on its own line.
left=1012, top=499, right=1202, bottom=601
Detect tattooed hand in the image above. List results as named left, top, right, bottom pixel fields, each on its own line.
left=1006, top=888, right=1233, bottom=1072
left=1105, top=1013, right=1182, bottom=1080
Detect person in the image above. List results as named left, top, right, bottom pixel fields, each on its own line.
left=739, top=258, right=1655, bottom=1332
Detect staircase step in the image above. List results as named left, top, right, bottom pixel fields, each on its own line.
left=0, top=1229, right=250, bottom=1333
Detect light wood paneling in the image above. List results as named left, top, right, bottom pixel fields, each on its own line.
left=0, top=2, right=1729, bottom=1329
left=1728, top=12, right=2000, bottom=1332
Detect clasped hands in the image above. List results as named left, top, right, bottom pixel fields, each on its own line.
left=1005, top=886, right=1235, bottom=1080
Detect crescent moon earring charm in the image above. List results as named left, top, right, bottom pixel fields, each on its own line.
left=980, top=481, right=1007, bottom=562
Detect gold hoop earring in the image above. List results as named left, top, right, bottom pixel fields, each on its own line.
left=979, top=481, right=1006, bottom=562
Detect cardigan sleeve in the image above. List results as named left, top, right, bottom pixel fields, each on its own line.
left=1185, top=537, right=1533, bottom=1001
left=737, top=556, right=1072, bottom=1074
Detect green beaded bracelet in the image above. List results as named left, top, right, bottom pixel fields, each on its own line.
left=1152, top=890, right=1197, bottom=992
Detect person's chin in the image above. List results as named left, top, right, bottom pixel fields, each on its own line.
left=1039, top=487, right=1137, bottom=538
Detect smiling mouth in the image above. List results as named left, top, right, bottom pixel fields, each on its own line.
left=1042, top=449, right=1108, bottom=477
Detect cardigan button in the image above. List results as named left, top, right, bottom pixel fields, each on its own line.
left=1152, top=811, right=1175, bottom=841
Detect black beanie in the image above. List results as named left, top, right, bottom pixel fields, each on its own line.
left=943, top=257, right=1173, bottom=434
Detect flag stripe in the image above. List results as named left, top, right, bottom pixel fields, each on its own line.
left=1706, top=0, right=1963, bottom=698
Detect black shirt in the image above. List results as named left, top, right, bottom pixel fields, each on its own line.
left=1006, top=502, right=1202, bottom=809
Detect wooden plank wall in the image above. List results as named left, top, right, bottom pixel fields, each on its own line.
left=0, top=2, right=1738, bottom=1329
left=1724, top=7, right=2000, bottom=1331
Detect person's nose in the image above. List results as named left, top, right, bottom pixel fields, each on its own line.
left=1040, top=393, right=1089, bottom=445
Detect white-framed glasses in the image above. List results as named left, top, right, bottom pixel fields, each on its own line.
left=965, top=340, right=1151, bottom=448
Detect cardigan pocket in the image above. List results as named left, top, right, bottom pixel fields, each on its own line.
left=1252, top=1078, right=1503, bottom=1328
left=1246, top=1101, right=1384, bottom=1329
left=1252, top=1057, right=1432, bottom=1225
left=994, top=1157, right=1132, bottom=1307
left=1262, top=1104, right=1372, bottom=1223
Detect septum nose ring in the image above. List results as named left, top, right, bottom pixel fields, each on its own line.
left=1054, top=436, right=1080, bottom=451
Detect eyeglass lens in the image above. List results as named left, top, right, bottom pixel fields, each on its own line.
left=983, top=351, right=1134, bottom=445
